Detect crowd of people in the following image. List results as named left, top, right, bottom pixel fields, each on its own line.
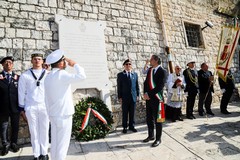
left=0, top=52, right=236, bottom=160
left=117, top=55, right=236, bottom=147
left=0, top=49, right=86, bottom=160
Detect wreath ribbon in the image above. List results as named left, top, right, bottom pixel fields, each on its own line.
left=80, top=108, right=108, bottom=132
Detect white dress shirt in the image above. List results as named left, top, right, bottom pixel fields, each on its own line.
left=18, top=69, right=47, bottom=109
left=44, top=64, right=86, bottom=117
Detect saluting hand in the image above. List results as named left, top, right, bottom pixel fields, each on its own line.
left=65, top=57, right=76, bottom=67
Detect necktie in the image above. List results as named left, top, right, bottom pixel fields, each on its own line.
left=6, top=74, right=11, bottom=83
left=153, top=69, right=155, bottom=74
left=128, top=72, right=131, bottom=79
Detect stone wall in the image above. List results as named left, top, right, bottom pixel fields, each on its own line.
left=0, top=0, right=239, bottom=144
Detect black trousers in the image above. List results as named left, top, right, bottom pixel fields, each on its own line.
left=122, top=98, right=136, bottom=129
left=220, top=89, right=233, bottom=112
left=198, top=92, right=212, bottom=113
left=0, top=113, right=20, bottom=146
left=186, top=92, right=197, bottom=116
left=146, top=99, right=162, bottom=140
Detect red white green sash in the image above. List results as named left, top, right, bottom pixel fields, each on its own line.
left=148, top=68, right=165, bottom=122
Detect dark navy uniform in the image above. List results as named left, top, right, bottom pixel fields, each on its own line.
left=117, top=70, right=139, bottom=130
left=218, top=71, right=235, bottom=114
left=0, top=71, right=20, bottom=153
left=198, top=69, right=214, bottom=115
left=183, top=68, right=198, bottom=119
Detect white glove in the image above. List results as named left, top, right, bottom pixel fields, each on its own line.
left=221, top=89, right=226, bottom=93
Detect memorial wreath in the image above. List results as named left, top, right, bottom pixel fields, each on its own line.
left=72, top=97, right=113, bottom=141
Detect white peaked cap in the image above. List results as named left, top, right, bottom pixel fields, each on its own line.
left=186, top=57, right=196, bottom=65
left=46, top=49, right=64, bottom=64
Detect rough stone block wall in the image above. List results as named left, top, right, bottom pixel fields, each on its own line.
left=0, top=0, right=239, bottom=144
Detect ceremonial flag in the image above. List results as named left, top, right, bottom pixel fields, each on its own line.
left=216, top=26, right=240, bottom=81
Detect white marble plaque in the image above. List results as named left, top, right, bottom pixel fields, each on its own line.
left=55, top=15, right=112, bottom=110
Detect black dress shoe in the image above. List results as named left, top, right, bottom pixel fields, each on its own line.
left=199, top=112, right=204, bottom=116
left=186, top=115, right=193, bottom=119
left=192, top=115, right=196, bottom=119
left=129, top=128, right=137, bottom=132
left=39, top=154, right=49, bottom=160
left=33, top=158, right=39, bottom=160
left=122, top=128, right=127, bottom=134
left=1, top=144, right=10, bottom=156
left=152, top=140, right=161, bottom=147
left=178, top=117, right=183, bottom=121
left=207, top=111, right=215, bottom=116
left=221, top=110, right=231, bottom=114
left=11, top=143, right=20, bottom=152
left=143, top=137, right=154, bottom=142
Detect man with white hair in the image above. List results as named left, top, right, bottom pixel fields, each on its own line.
left=44, top=49, right=86, bottom=160
left=166, top=64, right=186, bottom=122
left=18, top=52, right=49, bottom=160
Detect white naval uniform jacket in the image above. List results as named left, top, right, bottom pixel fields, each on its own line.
left=18, top=69, right=47, bottom=109
left=44, top=64, right=86, bottom=117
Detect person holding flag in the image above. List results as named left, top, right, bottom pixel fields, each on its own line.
left=142, top=55, right=167, bottom=147
left=216, top=19, right=239, bottom=115
left=218, top=69, right=235, bottom=114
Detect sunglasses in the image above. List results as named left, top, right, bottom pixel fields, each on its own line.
left=125, top=63, right=131, bottom=66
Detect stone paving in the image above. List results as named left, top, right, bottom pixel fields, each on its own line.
left=1, top=103, right=240, bottom=160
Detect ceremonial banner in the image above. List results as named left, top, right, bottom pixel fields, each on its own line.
left=216, top=26, right=240, bottom=81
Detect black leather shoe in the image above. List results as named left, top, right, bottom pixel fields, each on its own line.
left=207, top=111, right=215, bottom=116
left=187, top=115, right=193, bottom=119
left=143, top=137, right=154, bottom=142
left=11, top=143, right=20, bottom=152
left=178, top=117, right=183, bottom=121
left=122, top=128, right=127, bottom=134
left=1, top=144, right=10, bottom=156
left=33, top=157, right=39, bottom=160
left=199, top=112, right=204, bottom=116
left=39, top=154, right=49, bottom=160
left=221, top=110, right=231, bottom=114
left=192, top=115, right=196, bottom=119
left=152, top=140, right=161, bottom=147
left=129, top=128, right=137, bottom=132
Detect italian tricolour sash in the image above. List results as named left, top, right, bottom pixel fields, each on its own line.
left=148, top=68, right=165, bottom=122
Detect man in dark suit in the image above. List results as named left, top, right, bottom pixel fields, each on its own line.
left=142, top=55, right=167, bottom=147
left=0, top=56, right=20, bottom=156
left=183, top=60, right=198, bottom=119
left=218, top=70, right=235, bottom=114
left=117, top=59, right=139, bottom=134
left=198, top=63, right=214, bottom=116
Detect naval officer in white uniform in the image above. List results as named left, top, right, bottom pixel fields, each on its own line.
left=44, top=49, right=86, bottom=160
left=18, top=52, right=49, bottom=160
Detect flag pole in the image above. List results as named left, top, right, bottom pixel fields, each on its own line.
left=154, top=0, right=174, bottom=73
